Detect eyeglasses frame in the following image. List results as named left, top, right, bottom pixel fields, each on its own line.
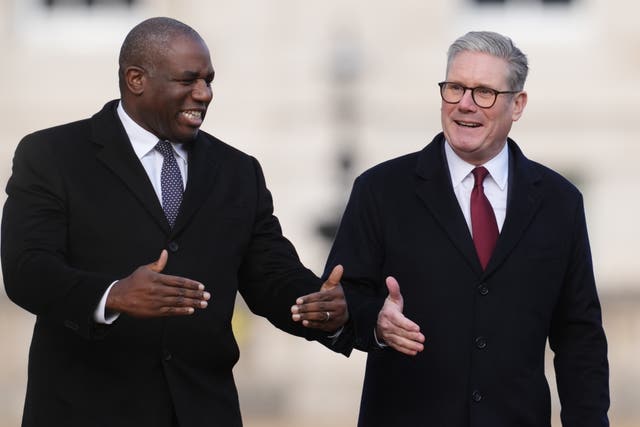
left=438, top=81, right=521, bottom=109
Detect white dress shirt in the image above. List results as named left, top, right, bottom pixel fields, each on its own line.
left=93, top=102, right=189, bottom=323
left=374, top=139, right=510, bottom=347
left=117, top=102, right=189, bottom=197
left=444, top=141, right=509, bottom=233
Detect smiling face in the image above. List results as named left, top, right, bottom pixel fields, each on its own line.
left=124, top=34, right=215, bottom=143
left=441, top=51, right=527, bottom=165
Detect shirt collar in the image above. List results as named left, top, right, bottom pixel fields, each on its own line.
left=444, top=140, right=509, bottom=190
left=117, top=101, right=189, bottom=162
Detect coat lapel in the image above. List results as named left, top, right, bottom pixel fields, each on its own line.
left=91, top=101, right=170, bottom=233
left=414, top=134, right=481, bottom=273
left=171, top=132, right=222, bottom=235
left=484, top=139, right=543, bottom=274
left=414, top=135, right=544, bottom=277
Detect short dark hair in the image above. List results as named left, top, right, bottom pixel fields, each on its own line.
left=118, top=17, right=202, bottom=90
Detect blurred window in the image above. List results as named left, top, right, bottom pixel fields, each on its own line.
left=475, top=0, right=571, bottom=3
left=42, top=0, right=136, bottom=6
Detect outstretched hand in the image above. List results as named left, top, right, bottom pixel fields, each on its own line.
left=376, top=276, right=425, bottom=356
left=291, top=265, right=348, bottom=332
left=106, top=250, right=210, bottom=318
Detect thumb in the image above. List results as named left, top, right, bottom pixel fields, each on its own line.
left=149, top=249, right=168, bottom=273
left=385, top=276, right=403, bottom=307
left=320, top=264, right=343, bottom=291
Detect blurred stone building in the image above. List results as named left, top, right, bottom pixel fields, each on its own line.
left=0, top=0, right=638, bottom=426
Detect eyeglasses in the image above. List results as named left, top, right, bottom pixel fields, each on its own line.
left=438, top=81, right=520, bottom=109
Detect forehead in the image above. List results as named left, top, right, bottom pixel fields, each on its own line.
left=447, top=51, right=510, bottom=89
left=159, top=34, right=213, bottom=74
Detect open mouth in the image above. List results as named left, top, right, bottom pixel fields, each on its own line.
left=182, top=110, right=203, bottom=119
left=180, top=110, right=205, bottom=126
left=455, top=120, right=481, bottom=128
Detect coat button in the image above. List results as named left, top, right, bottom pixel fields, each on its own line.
left=475, top=336, right=487, bottom=349
left=478, top=284, right=489, bottom=295
left=472, top=390, right=482, bottom=402
left=167, top=241, right=179, bottom=253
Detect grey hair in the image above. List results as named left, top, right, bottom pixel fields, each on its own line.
left=446, top=31, right=528, bottom=91
left=118, top=17, right=202, bottom=90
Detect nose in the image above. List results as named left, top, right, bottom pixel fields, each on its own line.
left=192, top=79, right=213, bottom=103
left=458, top=88, right=477, bottom=111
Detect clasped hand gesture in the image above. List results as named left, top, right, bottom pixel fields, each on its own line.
left=106, top=250, right=210, bottom=318
left=290, top=265, right=349, bottom=333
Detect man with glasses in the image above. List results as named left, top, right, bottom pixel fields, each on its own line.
left=307, top=31, right=610, bottom=426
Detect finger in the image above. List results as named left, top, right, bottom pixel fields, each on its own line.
left=161, top=290, right=210, bottom=312
left=160, top=286, right=211, bottom=301
left=388, top=328, right=425, bottom=344
left=291, top=297, right=340, bottom=316
left=380, top=321, right=421, bottom=339
left=161, top=306, right=196, bottom=317
left=378, top=321, right=425, bottom=352
left=298, top=265, right=344, bottom=304
left=158, top=274, right=205, bottom=291
left=291, top=306, right=336, bottom=323
left=293, top=304, right=332, bottom=320
left=399, top=319, right=422, bottom=334
left=157, top=290, right=212, bottom=315
left=295, top=287, right=337, bottom=306
left=387, top=336, right=425, bottom=356
left=379, top=305, right=422, bottom=334
left=388, top=312, right=421, bottom=333
left=157, top=284, right=210, bottom=298
left=385, top=276, right=403, bottom=305
left=320, top=264, right=343, bottom=292
left=149, top=250, right=168, bottom=273
left=168, top=295, right=209, bottom=309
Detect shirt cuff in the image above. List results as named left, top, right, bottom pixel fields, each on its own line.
left=373, top=328, right=388, bottom=348
left=328, top=326, right=344, bottom=340
left=93, top=280, right=121, bottom=324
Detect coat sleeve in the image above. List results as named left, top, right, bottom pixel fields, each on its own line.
left=323, top=174, right=387, bottom=352
left=549, top=193, right=610, bottom=427
left=1, top=134, right=115, bottom=340
left=236, top=157, right=349, bottom=349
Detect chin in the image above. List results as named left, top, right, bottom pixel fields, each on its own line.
left=176, top=131, right=200, bottom=144
left=450, top=139, right=482, bottom=153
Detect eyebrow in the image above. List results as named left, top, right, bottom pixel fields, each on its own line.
left=179, top=71, right=201, bottom=79
left=175, top=69, right=215, bottom=79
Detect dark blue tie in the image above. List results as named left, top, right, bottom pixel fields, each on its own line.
left=155, top=140, right=183, bottom=227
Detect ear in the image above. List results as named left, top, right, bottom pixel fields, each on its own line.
left=512, top=90, right=528, bottom=122
left=123, top=66, right=146, bottom=96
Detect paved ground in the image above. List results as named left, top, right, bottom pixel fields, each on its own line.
left=1, top=292, right=639, bottom=427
